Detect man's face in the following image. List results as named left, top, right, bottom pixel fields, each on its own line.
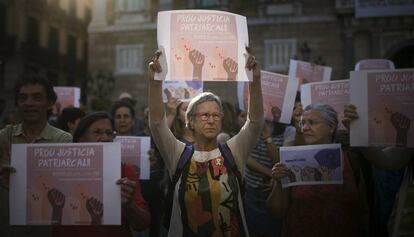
left=17, top=84, right=52, bottom=124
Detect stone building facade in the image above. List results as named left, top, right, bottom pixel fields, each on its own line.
left=88, top=0, right=414, bottom=113
left=0, top=0, right=91, bottom=121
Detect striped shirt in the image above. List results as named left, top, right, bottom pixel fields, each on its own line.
left=244, top=134, right=285, bottom=191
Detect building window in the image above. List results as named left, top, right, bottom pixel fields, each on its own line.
left=118, top=0, right=149, bottom=12
left=116, top=44, right=144, bottom=75
left=27, top=17, right=39, bottom=46
left=264, top=39, right=296, bottom=71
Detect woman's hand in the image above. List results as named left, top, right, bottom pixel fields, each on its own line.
left=245, top=46, right=260, bottom=80
left=342, top=104, right=358, bottom=130
left=148, top=50, right=162, bottom=81
left=166, top=96, right=182, bottom=117
left=116, top=177, right=136, bottom=206
left=272, top=162, right=289, bottom=181
left=292, top=102, right=303, bottom=132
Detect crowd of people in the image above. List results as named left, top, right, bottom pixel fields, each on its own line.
left=0, top=47, right=412, bottom=237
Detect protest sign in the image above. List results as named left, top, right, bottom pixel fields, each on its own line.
left=288, top=60, right=332, bottom=90
left=157, top=10, right=250, bottom=81
left=350, top=69, right=414, bottom=147
left=10, top=143, right=121, bottom=225
left=162, top=81, right=203, bottom=102
left=237, top=71, right=298, bottom=123
left=280, top=144, right=343, bottom=188
left=114, top=136, right=151, bottom=180
left=355, top=59, right=395, bottom=71
left=301, top=80, right=350, bottom=130
left=53, top=87, right=81, bottom=115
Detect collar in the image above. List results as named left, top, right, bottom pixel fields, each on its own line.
left=193, top=148, right=221, bottom=162
left=12, top=123, right=53, bottom=141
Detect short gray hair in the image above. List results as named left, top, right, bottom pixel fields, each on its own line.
left=185, top=92, right=223, bottom=129
left=304, top=103, right=338, bottom=131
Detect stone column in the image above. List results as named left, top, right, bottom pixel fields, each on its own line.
left=90, top=0, right=107, bottom=28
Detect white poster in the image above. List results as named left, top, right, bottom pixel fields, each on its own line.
left=162, top=81, right=203, bottom=102
left=237, top=71, right=298, bottom=123
left=350, top=69, right=414, bottom=147
left=10, top=143, right=121, bottom=225
left=301, top=80, right=350, bottom=130
left=288, top=60, right=332, bottom=91
left=114, top=136, right=151, bottom=180
left=355, top=59, right=395, bottom=71
left=156, top=10, right=251, bottom=81
left=280, top=144, right=343, bottom=188
left=53, top=87, right=81, bottom=115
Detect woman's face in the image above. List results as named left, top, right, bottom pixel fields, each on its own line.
left=178, top=101, right=189, bottom=124
left=79, top=118, right=114, bottom=142
left=190, top=101, right=223, bottom=140
left=114, top=106, right=134, bottom=135
left=301, top=109, right=334, bottom=145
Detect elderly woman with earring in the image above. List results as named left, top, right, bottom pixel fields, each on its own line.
left=267, top=103, right=369, bottom=237
left=148, top=48, right=263, bottom=236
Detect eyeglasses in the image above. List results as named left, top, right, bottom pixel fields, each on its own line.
left=195, top=112, right=223, bottom=121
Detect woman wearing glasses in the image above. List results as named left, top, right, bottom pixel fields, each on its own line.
left=267, top=104, right=368, bottom=237
left=53, top=112, right=150, bottom=237
left=148, top=48, right=263, bottom=236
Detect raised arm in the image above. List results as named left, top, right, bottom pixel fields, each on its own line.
left=246, top=47, right=263, bottom=122
left=148, top=51, right=185, bottom=175
left=227, top=47, right=264, bottom=171
left=148, top=51, right=164, bottom=124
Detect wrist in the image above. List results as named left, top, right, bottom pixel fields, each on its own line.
left=264, top=136, right=272, bottom=144
left=149, top=78, right=162, bottom=85
left=166, top=111, right=177, bottom=117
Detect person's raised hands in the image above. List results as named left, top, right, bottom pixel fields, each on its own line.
left=149, top=50, right=162, bottom=81
left=245, top=46, right=260, bottom=80
left=342, top=104, right=358, bottom=130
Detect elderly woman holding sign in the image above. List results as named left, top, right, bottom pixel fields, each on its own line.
left=148, top=48, right=263, bottom=236
left=267, top=103, right=368, bottom=237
